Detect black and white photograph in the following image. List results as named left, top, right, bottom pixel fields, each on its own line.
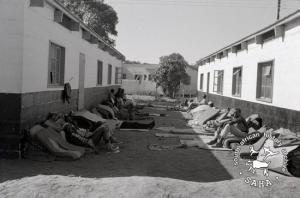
left=0, top=0, right=300, bottom=197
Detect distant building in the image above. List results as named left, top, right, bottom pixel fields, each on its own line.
left=197, top=10, right=300, bottom=131
left=122, top=63, right=163, bottom=95
left=0, top=0, right=125, bottom=158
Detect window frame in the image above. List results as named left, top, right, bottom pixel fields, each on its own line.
left=97, top=60, right=103, bottom=86
left=213, top=70, right=224, bottom=95
left=115, top=67, right=122, bottom=84
left=47, top=41, right=65, bottom=87
left=232, top=66, right=243, bottom=97
left=256, top=60, right=274, bottom=103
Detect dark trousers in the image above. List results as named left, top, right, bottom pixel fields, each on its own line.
left=91, top=126, right=111, bottom=145
left=120, top=121, right=152, bottom=129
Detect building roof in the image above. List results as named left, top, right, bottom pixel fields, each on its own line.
left=197, top=10, right=300, bottom=65
left=123, top=63, right=159, bottom=68
left=186, top=65, right=198, bottom=71
left=47, top=0, right=125, bottom=61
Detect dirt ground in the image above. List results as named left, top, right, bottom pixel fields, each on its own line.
left=0, top=105, right=299, bottom=197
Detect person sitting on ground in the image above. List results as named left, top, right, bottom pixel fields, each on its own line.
left=108, top=89, right=116, bottom=105
left=115, top=88, right=125, bottom=109
left=199, top=94, right=208, bottom=105
left=208, top=108, right=249, bottom=147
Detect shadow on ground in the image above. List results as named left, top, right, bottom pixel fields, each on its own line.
left=0, top=105, right=239, bottom=183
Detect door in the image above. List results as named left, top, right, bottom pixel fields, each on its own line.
left=78, top=53, right=85, bottom=110
left=206, top=72, right=210, bottom=95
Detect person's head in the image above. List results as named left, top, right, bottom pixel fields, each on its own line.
left=110, top=89, right=114, bottom=93
left=229, top=108, right=241, bottom=117
left=203, top=94, right=207, bottom=99
left=208, top=101, right=214, bottom=107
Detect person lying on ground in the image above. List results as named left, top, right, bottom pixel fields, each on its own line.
left=29, top=125, right=86, bottom=159
left=45, top=114, right=120, bottom=153
left=208, top=108, right=249, bottom=147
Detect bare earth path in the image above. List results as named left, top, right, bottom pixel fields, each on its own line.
left=1, top=105, right=299, bottom=197
left=0, top=107, right=237, bottom=183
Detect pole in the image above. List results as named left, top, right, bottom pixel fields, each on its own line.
left=277, top=0, right=281, bottom=20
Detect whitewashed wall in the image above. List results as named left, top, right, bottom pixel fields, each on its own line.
left=0, top=0, right=24, bottom=93
left=198, top=17, right=300, bottom=111
left=21, top=0, right=122, bottom=93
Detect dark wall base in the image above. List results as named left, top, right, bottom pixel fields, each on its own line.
left=198, top=91, right=300, bottom=131
left=0, top=85, right=120, bottom=159
left=0, top=93, right=22, bottom=159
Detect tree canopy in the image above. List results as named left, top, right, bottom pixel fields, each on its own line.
left=59, top=0, right=118, bottom=46
left=154, top=53, right=191, bottom=98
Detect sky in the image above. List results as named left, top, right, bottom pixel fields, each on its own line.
left=105, top=0, right=300, bottom=64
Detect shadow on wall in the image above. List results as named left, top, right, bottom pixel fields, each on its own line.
left=198, top=91, right=300, bottom=131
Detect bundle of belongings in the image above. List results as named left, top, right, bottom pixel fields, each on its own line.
left=23, top=100, right=155, bottom=161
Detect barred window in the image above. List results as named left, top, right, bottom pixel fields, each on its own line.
left=48, top=42, right=65, bottom=86
left=115, top=67, right=122, bottom=84
left=213, top=70, right=224, bottom=94
left=257, top=61, right=273, bottom=102
left=232, top=67, right=242, bottom=97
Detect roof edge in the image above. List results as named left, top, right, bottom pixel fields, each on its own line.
left=47, top=0, right=125, bottom=61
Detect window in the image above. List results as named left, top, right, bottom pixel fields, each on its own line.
left=134, top=75, right=140, bottom=80
left=107, top=64, right=112, bottom=84
left=115, top=67, right=122, bottom=84
left=148, top=74, right=153, bottom=81
left=97, top=61, right=103, bottom=85
left=213, top=70, right=224, bottom=94
left=122, top=73, right=126, bottom=79
left=232, top=67, right=242, bottom=97
left=199, top=73, right=204, bottom=90
left=48, top=42, right=65, bottom=86
left=257, top=61, right=273, bottom=102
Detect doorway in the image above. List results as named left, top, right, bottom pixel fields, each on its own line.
left=78, top=53, right=85, bottom=110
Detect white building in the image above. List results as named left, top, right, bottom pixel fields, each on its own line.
left=122, top=63, right=163, bottom=95
left=197, top=10, right=300, bottom=131
left=0, top=0, right=125, bottom=158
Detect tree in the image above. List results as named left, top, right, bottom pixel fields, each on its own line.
left=154, top=53, right=191, bottom=98
left=58, top=0, right=118, bottom=46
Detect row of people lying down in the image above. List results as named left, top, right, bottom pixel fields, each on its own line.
left=27, top=110, right=155, bottom=159
left=175, top=94, right=213, bottom=112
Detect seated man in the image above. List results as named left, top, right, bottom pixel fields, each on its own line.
left=199, top=94, right=208, bottom=105
left=208, top=108, right=249, bottom=147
